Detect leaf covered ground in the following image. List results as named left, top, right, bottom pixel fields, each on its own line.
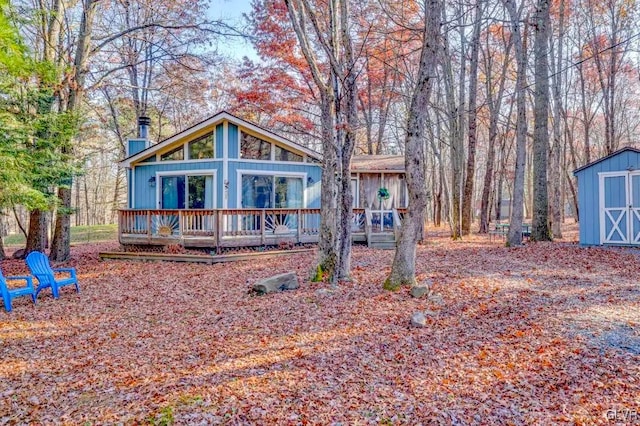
left=1, top=225, right=639, bottom=424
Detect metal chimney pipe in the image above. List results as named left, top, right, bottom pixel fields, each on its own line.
left=138, top=116, right=151, bottom=139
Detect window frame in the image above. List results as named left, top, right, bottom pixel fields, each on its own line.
left=187, top=131, right=215, bottom=160
left=160, top=145, right=185, bottom=162
left=155, top=169, right=217, bottom=209
left=236, top=170, right=307, bottom=209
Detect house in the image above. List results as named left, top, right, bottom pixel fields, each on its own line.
left=573, top=147, right=640, bottom=246
left=119, top=111, right=407, bottom=249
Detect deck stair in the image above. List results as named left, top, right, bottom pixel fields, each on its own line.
left=367, top=232, right=397, bottom=250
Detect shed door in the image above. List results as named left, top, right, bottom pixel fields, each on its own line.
left=600, top=173, right=630, bottom=244
left=630, top=173, right=640, bottom=243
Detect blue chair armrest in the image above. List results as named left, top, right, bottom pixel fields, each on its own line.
left=5, top=276, right=34, bottom=283
left=53, top=268, right=76, bottom=279
left=6, top=276, right=34, bottom=289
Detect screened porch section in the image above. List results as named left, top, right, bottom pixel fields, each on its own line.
left=356, top=173, right=406, bottom=231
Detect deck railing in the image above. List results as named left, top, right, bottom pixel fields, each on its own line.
left=119, top=209, right=322, bottom=247
left=118, top=208, right=404, bottom=248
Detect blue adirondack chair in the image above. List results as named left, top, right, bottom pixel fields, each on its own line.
left=25, top=251, right=80, bottom=299
left=0, top=268, right=36, bottom=312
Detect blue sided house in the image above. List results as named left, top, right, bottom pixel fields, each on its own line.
left=573, top=147, right=640, bottom=246
left=118, top=111, right=407, bottom=249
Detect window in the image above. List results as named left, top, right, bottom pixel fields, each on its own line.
left=241, top=174, right=304, bottom=208
left=160, top=174, right=214, bottom=209
left=275, top=145, right=303, bottom=162
left=160, top=146, right=184, bottom=161
left=275, top=176, right=303, bottom=208
left=242, top=175, right=273, bottom=208
left=188, top=132, right=214, bottom=159
left=241, top=131, right=271, bottom=160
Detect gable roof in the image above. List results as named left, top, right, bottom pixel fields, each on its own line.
left=351, top=155, right=405, bottom=172
left=120, top=110, right=322, bottom=167
left=573, top=147, right=640, bottom=175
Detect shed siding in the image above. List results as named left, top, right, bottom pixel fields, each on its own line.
left=227, top=161, right=322, bottom=209
left=228, top=123, right=239, bottom=159
left=575, top=150, right=640, bottom=245
left=133, top=161, right=223, bottom=209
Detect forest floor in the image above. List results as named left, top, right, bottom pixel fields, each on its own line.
left=1, top=222, right=639, bottom=424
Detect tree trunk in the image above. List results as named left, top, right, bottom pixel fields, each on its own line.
left=530, top=0, right=551, bottom=242
left=504, top=0, right=527, bottom=247
left=50, top=187, right=72, bottom=260
left=25, top=210, right=47, bottom=256
left=335, top=0, right=357, bottom=283
left=51, top=0, right=98, bottom=261
left=461, top=0, right=483, bottom=235
left=0, top=214, right=5, bottom=260
left=385, top=0, right=441, bottom=289
left=479, top=27, right=511, bottom=233
left=549, top=0, right=565, bottom=238
left=317, top=93, right=339, bottom=279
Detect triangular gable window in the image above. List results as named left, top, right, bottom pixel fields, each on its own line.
left=241, top=131, right=271, bottom=160
left=275, top=145, right=303, bottom=162
left=161, top=145, right=184, bottom=161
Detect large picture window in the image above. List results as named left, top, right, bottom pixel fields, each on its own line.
left=160, top=173, right=214, bottom=209
left=240, top=131, right=271, bottom=160
left=241, top=174, right=303, bottom=208
left=188, top=132, right=214, bottom=159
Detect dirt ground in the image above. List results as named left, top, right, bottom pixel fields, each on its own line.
left=1, top=222, right=639, bottom=424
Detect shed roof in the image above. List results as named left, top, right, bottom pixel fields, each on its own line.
left=351, top=155, right=405, bottom=172
left=573, top=147, right=640, bottom=175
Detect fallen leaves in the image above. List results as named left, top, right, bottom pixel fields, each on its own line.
left=0, top=225, right=638, bottom=423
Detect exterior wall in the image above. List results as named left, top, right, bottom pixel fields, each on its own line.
left=128, top=118, right=322, bottom=211
left=215, top=124, right=224, bottom=159
left=575, top=150, right=640, bottom=245
left=228, top=123, right=239, bottom=159
left=133, top=161, right=223, bottom=209
left=127, top=139, right=147, bottom=157
left=228, top=161, right=322, bottom=208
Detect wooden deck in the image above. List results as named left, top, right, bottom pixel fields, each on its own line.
left=118, top=208, right=403, bottom=249
left=99, top=248, right=316, bottom=263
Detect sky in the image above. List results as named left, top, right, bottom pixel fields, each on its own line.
left=207, top=0, right=259, bottom=61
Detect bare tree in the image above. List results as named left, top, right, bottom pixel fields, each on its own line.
left=530, top=0, right=551, bottom=241
left=385, top=0, right=442, bottom=289
left=503, top=0, right=528, bottom=247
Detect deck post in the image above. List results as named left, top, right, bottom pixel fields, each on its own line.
left=297, top=209, right=301, bottom=244
left=217, top=210, right=224, bottom=254
left=261, top=210, right=266, bottom=245
left=215, top=210, right=221, bottom=250
left=146, top=211, right=151, bottom=243
left=118, top=211, right=122, bottom=245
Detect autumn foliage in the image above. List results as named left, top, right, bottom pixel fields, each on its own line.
left=1, top=224, right=639, bottom=423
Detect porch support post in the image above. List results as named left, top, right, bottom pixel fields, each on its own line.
left=217, top=210, right=224, bottom=254
left=146, top=211, right=151, bottom=243
left=215, top=210, right=221, bottom=250
left=261, top=210, right=266, bottom=245
left=297, top=209, right=301, bottom=244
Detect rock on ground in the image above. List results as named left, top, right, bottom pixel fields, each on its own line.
left=410, top=312, right=427, bottom=328
left=252, top=272, right=300, bottom=295
left=410, top=286, right=430, bottom=298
